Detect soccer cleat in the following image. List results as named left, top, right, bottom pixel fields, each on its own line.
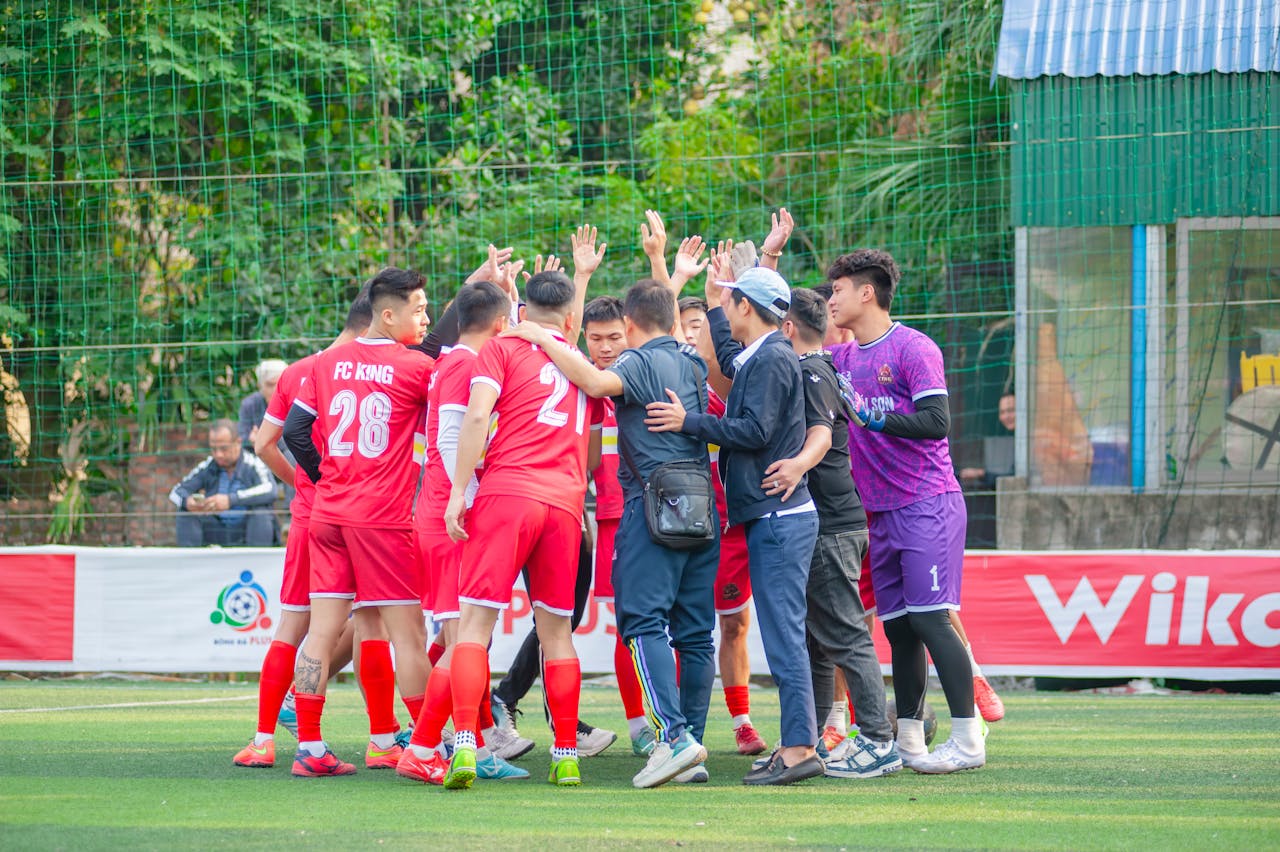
left=444, top=746, right=477, bottom=790
left=576, top=725, right=617, bottom=757
left=547, top=754, right=582, bottom=786
left=395, top=748, right=448, bottom=785
left=823, top=735, right=903, bottom=779
left=911, top=737, right=985, bottom=774
left=821, top=725, right=847, bottom=752
left=631, top=727, right=658, bottom=757
left=973, top=675, right=1006, bottom=722
left=633, top=732, right=707, bottom=789
left=476, top=751, right=530, bottom=780
left=734, top=723, right=767, bottom=756
left=277, top=703, right=299, bottom=739
left=233, top=740, right=275, bottom=768
left=365, top=740, right=405, bottom=769
left=394, top=727, right=414, bottom=749
left=484, top=724, right=535, bottom=761
left=291, top=747, right=356, bottom=777
left=674, top=764, right=709, bottom=783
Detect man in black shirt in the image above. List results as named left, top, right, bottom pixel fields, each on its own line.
left=762, top=288, right=901, bottom=779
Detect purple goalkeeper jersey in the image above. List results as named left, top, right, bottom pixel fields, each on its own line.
left=829, top=322, right=961, bottom=512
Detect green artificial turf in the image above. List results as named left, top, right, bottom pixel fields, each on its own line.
left=0, top=680, right=1277, bottom=850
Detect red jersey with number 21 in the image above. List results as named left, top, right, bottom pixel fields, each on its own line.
left=471, top=334, right=590, bottom=516
left=293, top=337, right=434, bottom=530
left=263, top=352, right=319, bottom=522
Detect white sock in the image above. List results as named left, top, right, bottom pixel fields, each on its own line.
left=551, top=746, right=577, bottom=760
left=965, top=643, right=984, bottom=678
left=896, top=718, right=926, bottom=755
left=951, top=716, right=985, bottom=752
left=409, top=744, right=434, bottom=759
left=454, top=730, right=476, bottom=751
left=253, top=732, right=274, bottom=746
left=370, top=732, right=397, bottom=749
left=299, top=740, right=326, bottom=758
left=627, top=716, right=650, bottom=739
left=731, top=714, right=752, bottom=729
left=824, top=700, right=847, bottom=733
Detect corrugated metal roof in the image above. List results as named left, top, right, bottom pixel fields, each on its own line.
left=996, top=0, right=1280, bottom=79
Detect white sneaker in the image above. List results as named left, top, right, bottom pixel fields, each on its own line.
left=632, top=732, right=707, bottom=789
left=577, top=726, right=617, bottom=757
left=911, top=737, right=985, bottom=774
left=483, top=724, right=535, bottom=761
left=674, top=764, right=709, bottom=783
left=823, top=735, right=902, bottom=779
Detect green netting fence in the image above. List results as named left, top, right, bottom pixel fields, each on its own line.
left=1, top=1, right=1276, bottom=548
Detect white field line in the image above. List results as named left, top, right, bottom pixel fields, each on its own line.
left=0, top=694, right=257, bottom=714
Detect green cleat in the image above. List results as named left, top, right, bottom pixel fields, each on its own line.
left=547, top=754, right=581, bottom=787
left=443, top=747, right=477, bottom=790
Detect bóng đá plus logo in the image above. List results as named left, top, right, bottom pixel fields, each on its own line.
left=210, top=570, right=273, bottom=632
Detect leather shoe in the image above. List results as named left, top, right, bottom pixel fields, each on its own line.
left=742, top=751, right=825, bottom=786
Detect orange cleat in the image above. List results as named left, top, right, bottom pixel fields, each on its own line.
left=233, top=740, right=275, bottom=768
left=973, top=675, right=1005, bottom=722
left=395, top=747, right=448, bottom=785
left=734, top=723, right=767, bottom=756
left=365, top=741, right=406, bottom=770
left=821, top=725, right=847, bottom=752
left=291, top=748, right=356, bottom=777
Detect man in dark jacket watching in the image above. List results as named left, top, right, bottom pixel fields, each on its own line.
left=646, top=263, right=821, bottom=786
left=170, top=418, right=277, bottom=547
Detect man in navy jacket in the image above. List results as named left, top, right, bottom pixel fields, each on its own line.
left=169, top=419, right=277, bottom=546
left=646, top=265, right=822, bottom=786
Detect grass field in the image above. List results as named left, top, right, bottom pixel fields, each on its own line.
left=1, top=680, right=1277, bottom=850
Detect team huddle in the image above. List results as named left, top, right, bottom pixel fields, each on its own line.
left=232, top=210, right=1004, bottom=790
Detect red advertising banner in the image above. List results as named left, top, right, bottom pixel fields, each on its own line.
left=0, top=553, right=75, bottom=662
left=870, top=551, right=1280, bottom=679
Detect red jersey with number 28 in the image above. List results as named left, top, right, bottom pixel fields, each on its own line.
left=263, top=352, right=319, bottom=522
left=471, top=334, right=591, bottom=516
left=293, top=337, right=434, bottom=530
left=416, top=344, right=478, bottom=534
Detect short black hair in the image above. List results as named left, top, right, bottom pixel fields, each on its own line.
left=345, top=284, right=373, bottom=332
left=367, top=267, right=427, bottom=312
left=456, top=281, right=511, bottom=334
left=811, top=282, right=833, bottom=302
left=786, top=288, right=828, bottom=342
left=729, top=289, right=782, bottom=327
left=826, top=250, right=900, bottom=310
left=524, top=270, right=575, bottom=312
left=583, top=295, right=625, bottom=329
left=623, top=279, right=675, bottom=334
left=678, top=296, right=708, bottom=315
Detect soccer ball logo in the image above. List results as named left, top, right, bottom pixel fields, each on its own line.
left=210, top=570, right=272, bottom=632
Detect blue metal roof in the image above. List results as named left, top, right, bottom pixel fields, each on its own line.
left=996, top=0, right=1280, bottom=79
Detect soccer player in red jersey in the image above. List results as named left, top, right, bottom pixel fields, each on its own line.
left=440, top=230, right=604, bottom=790
left=398, top=279, right=531, bottom=785
left=580, top=296, right=655, bottom=757
left=282, top=267, right=434, bottom=777
left=232, top=291, right=373, bottom=769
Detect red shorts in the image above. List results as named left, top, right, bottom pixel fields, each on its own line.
left=593, top=517, right=619, bottom=602
left=458, top=494, right=582, bottom=616
left=418, top=527, right=462, bottom=623
left=280, top=519, right=311, bottom=611
left=714, top=523, right=752, bottom=614
left=308, top=521, right=419, bottom=606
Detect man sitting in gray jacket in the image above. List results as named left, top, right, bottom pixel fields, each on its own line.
left=169, top=419, right=277, bottom=546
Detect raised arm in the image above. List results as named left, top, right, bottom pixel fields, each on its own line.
left=758, top=208, right=793, bottom=272
left=569, top=224, right=607, bottom=344
left=501, top=322, right=624, bottom=399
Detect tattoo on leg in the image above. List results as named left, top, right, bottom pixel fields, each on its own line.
left=297, top=652, right=323, bottom=694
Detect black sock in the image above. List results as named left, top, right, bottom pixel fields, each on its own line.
left=882, top=615, right=928, bottom=720
left=907, top=610, right=975, bottom=718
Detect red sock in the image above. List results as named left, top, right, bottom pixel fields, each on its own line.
left=478, top=687, right=496, bottom=731
left=449, top=643, right=490, bottom=737
left=613, top=637, right=646, bottom=719
left=295, top=692, right=325, bottom=743
left=410, top=666, right=452, bottom=749
left=402, top=693, right=424, bottom=725
left=428, top=641, right=446, bottom=667
left=358, top=640, right=399, bottom=736
left=544, top=657, right=581, bottom=751
left=476, top=727, right=487, bottom=748
left=256, top=641, right=296, bottom=735
left=724, top=684, right=750, bottom=718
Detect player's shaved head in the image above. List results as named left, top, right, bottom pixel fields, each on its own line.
left=456, top=281, right=511, bottom=333
left=367, top=267, right=427, bottom=312
left=523, top=270, right=575, bottom=322
left=826, top=249, right=900, bottom=310
left=786, top=288, right=828, bottom=343
left=344, top=284, right=373, bottom=332
left=622, top=279, right=675, bottom=334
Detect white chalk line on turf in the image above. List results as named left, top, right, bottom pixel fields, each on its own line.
left=0, top=694, right=257, bottom=714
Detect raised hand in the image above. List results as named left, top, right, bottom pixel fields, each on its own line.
left=571, top=224, right=607, bottom=278
left=640, top=209, right=667, bottom=260
left=672, top=235, right=709, bottom=286
left=761, top=207, right=794, bottom=256
left=465, top=243, right=515, bottom=286
left=521, top=253, right=562, bottom=282
left=499, top=259, right=526, bottom=295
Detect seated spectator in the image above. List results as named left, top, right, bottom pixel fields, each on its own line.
left=960, top=392, right=1016, bottom=490
left=170, top=419, right=277, bottom=547
left=238, top=359, right=288, bottom=447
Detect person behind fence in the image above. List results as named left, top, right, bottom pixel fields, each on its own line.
left=169, top=418, right=277, bottom=547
